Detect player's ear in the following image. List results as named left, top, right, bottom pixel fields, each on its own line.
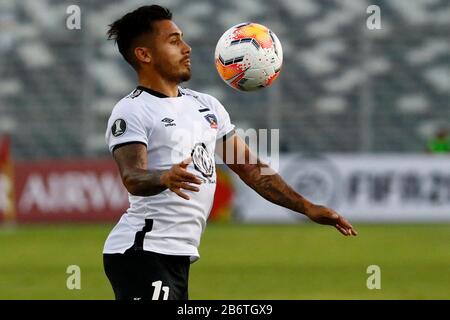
left=134, top=47, right=152, bottom=64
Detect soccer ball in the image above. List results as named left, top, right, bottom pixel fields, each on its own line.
left=215, top=22, right=283, bottom=92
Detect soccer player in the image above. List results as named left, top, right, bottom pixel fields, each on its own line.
left=103, top=5, right=357, bottom=300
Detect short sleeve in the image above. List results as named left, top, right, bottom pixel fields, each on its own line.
left=209, top=96, right=235, bottom=140
left=105, top=100, right=149, bottom=153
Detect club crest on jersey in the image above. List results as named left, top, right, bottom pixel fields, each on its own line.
left=191, top=143, right=214, bottom=178
left=111, top=119, right=127, bottom=137
left=204, top=114, right=218, bottom=129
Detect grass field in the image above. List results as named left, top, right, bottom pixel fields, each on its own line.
left=0, top=223, right=449, bottom=300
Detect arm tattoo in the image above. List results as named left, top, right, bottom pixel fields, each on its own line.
left=113, top=143, right=168, bottom=196
left=122, top=168, right=168, bottom=197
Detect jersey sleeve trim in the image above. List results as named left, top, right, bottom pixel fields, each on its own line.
left=109, top=135, right=148, bottom=153
left=112, top=141, right=148, bottom=154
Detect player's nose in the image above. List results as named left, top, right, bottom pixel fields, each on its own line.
left=182, top=40, right=191, bottom=55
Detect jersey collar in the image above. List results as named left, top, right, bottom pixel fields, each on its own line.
left=136, top=86, right=182, bottom=98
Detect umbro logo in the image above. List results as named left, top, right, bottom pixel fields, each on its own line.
left=161, top=117, right=176, bottom=127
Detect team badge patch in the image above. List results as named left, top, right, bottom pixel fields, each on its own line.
left=111, top=119, right=127, bottom=137
left=204, top=114, right=218, bottom=129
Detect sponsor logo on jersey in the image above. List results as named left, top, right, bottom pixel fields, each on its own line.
left=191, top=143, right=214, bottom=178
left=204, top=114, right=218, bottom=129
left=111, top=119, right=127, bottom=137
left=161, top=118, right=176, bottom=127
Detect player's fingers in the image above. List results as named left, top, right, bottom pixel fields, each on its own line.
left=344, top=224, right=357, bottom=236
left=336, top=218, right=358, bottom=236
left=179, top=157, right=192, bottom=168
left=170, top=187, right=190, bottom=200
left=335, top=224, right=349, bottom=236
left=338, top=216, right=355, bottom=230
left=175, top=182, right=200, bottom=192
left=176, top=170, right=202, bottom=184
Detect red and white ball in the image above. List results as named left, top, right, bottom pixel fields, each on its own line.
left=215, top=22, right=283, bottom=92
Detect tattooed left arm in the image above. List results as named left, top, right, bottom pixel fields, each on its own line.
left=217, top=134, right=357, bottom=236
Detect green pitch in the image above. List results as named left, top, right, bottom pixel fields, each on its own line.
left=0, top=223, right=449, bottom=299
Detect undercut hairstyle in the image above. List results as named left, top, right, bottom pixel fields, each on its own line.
left=107, top=5, right=172, bottom=69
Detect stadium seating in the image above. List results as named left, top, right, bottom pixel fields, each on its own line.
left=0, top=0, right=448, bottom=159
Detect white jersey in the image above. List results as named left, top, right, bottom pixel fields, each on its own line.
left=103, top=86, right=235, bottom=262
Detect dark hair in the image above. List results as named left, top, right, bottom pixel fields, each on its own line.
left=107, top=5, right=172, bottom=69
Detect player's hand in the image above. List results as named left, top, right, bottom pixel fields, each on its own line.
left=306, top=204, right=358, bottom=236
left=160, top=157, right=202, bottom=200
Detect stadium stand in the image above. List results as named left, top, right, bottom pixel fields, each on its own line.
left=0, top=0, right=448, bottom=159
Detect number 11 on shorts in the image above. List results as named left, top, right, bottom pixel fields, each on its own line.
left=151, top=280, right=170, bottom=300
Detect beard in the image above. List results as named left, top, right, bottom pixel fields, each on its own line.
left=155, top=61, right=191, bottom=84
left=178, top=68, right=191, bottom=83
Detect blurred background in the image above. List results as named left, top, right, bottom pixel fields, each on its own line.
left=0, top=0, right=449, bottom=299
